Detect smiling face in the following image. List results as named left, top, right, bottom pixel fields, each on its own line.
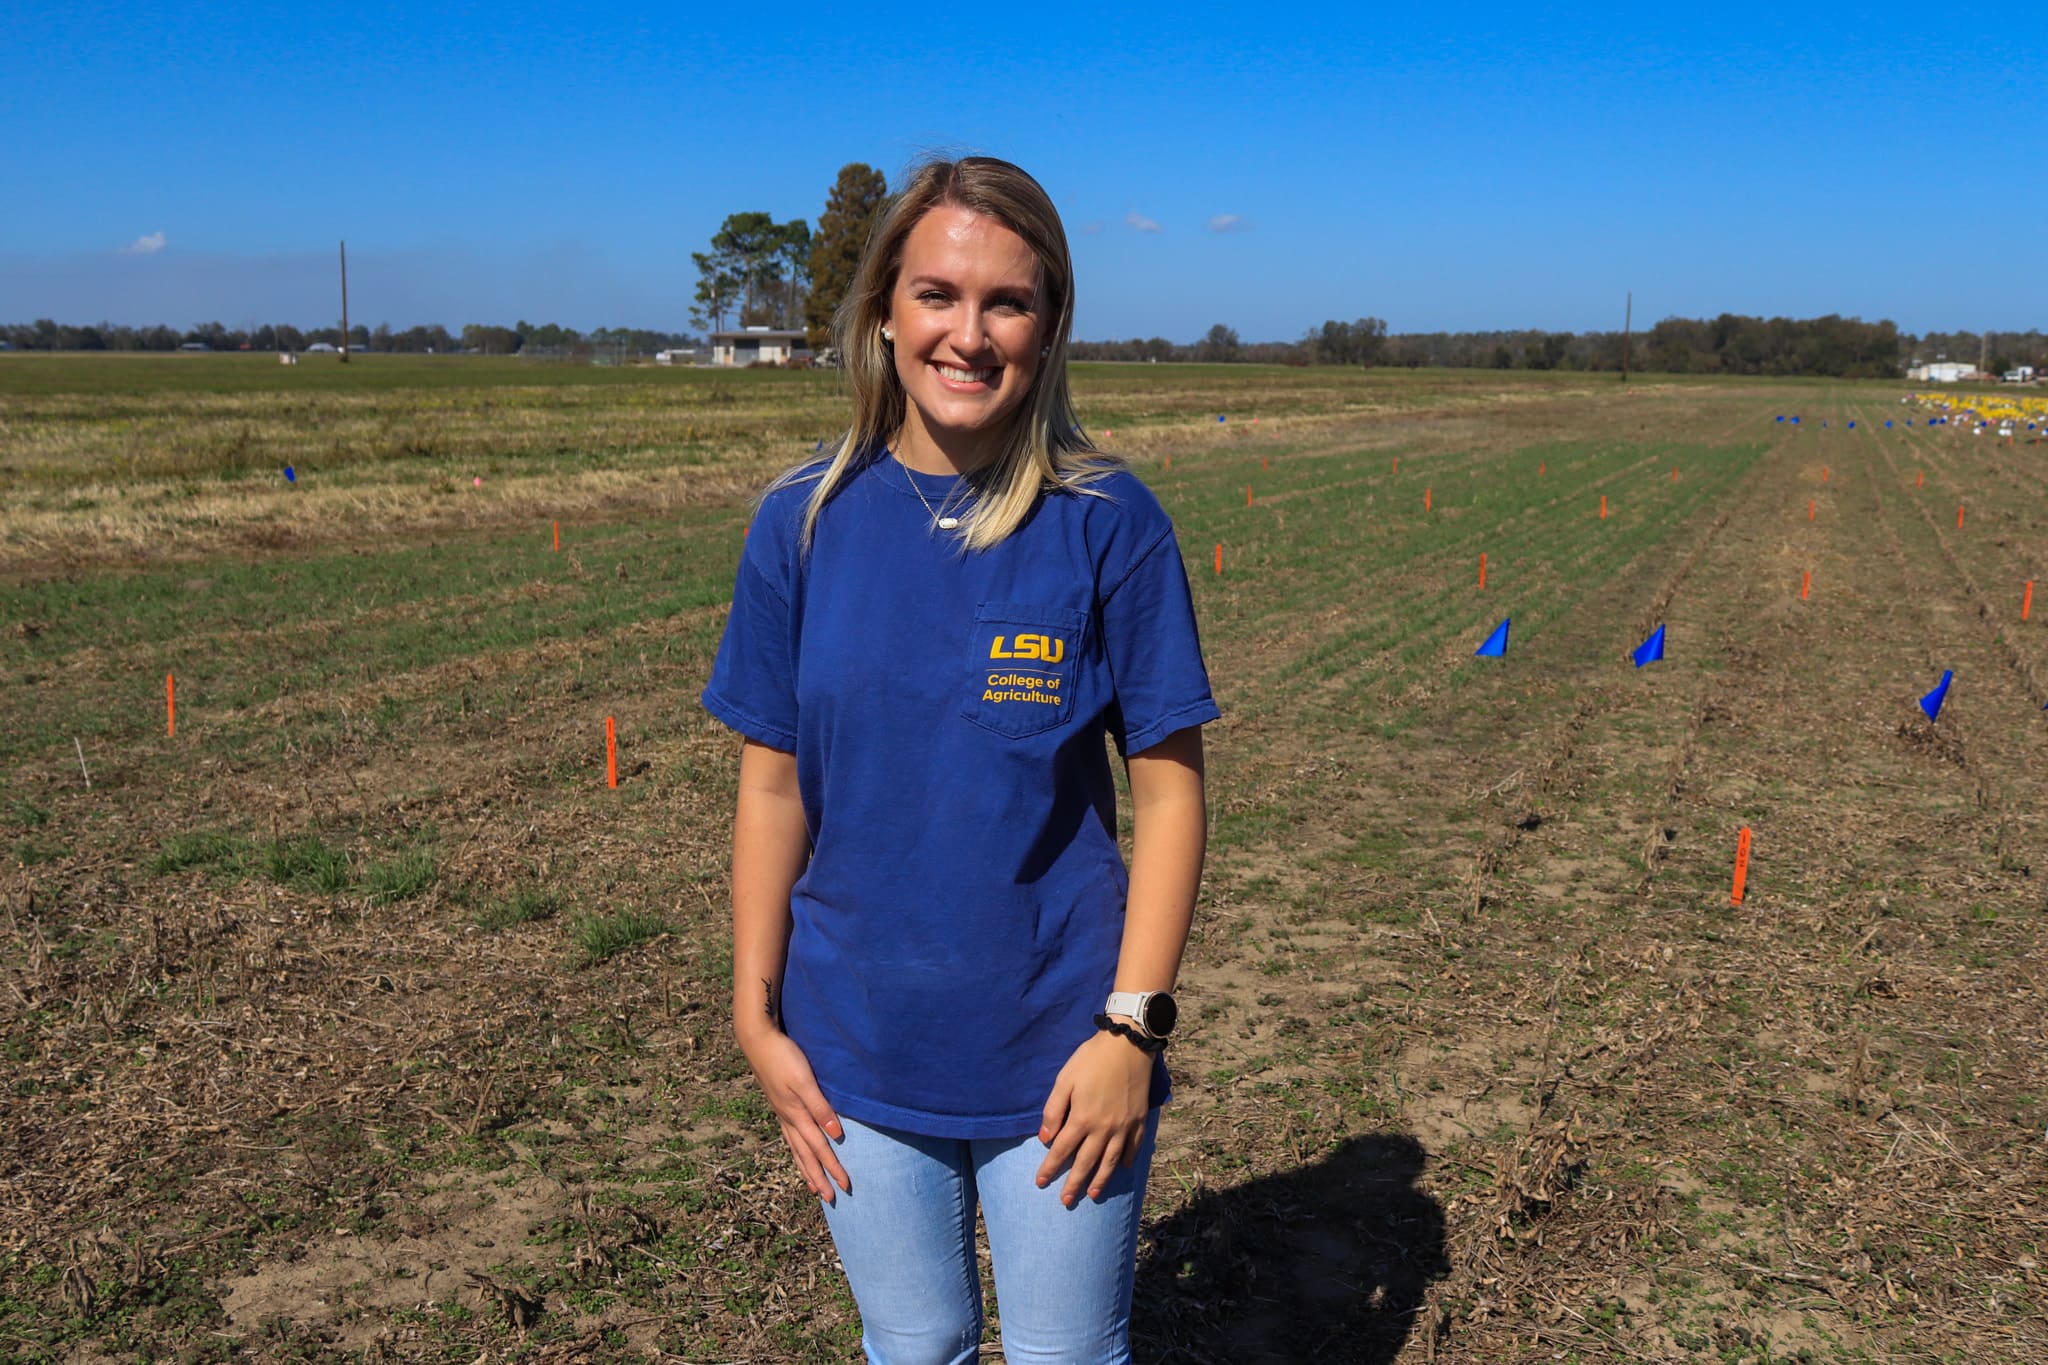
left=886, top=203, right=1045, bottom=473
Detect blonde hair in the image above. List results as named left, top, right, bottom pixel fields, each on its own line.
left=779, top=155, right=1117, bottom=551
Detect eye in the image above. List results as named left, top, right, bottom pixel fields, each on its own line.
left=992, top=294, right=1032, bottom=313
left=917, top=289, right=949, bottom=304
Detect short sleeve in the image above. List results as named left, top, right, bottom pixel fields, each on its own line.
left=1101, top=525, right=1221, bottom=755
left=701, top=501, right=802, bottom=751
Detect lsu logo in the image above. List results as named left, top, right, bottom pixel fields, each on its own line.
left=989, top=633, right=1065, bottom=663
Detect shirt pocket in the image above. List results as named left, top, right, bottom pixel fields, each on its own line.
left=962, top=603, right=1088, bottom=739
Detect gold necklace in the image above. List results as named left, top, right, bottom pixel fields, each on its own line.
left=895, top=451, right=967, bottom=530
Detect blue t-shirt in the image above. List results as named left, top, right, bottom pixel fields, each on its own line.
left=701, top=452, right=1221, bottom=1139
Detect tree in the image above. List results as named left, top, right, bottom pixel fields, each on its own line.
left=690, top=252, right=741, bottom=333
left=1197, top=324, right=1242, bottom=363
left=771, top=219, right=812, bottom=330
left=692, top=212, right=813, bottom=333
left=805, top=163, right=889, bottom=350
left=460, top=323, right=520, bottom=355
left=1310, top=317, right=1385, bottom=366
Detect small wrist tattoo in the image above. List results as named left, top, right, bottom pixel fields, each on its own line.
left=762, top=978, right=781, bottom=1026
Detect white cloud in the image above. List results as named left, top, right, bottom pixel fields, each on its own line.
left=118, top=231, right=167, bottom=256
left=1126, top=211, right=1162, bottom=234
left=1079, top=220, right=1105, bottom=235
left=1207, top=214, right=1248, bottom=233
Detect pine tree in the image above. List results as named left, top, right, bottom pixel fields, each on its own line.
left=805, top=164, right=890, bottom=353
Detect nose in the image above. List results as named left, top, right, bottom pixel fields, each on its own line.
left=950, top=305, right=989, bottom=357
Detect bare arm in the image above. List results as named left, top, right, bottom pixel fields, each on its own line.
left=730, top=739, right=849, bottom=1200
left=1112, top=725, right=1208, bottom=998
left=731, top=739, right=810, bottom=1035
left=1037, top=725, right=1208, bottom=1203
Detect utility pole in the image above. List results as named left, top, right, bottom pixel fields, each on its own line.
left=1621, top=291, right=1632, bottom=384
left=338, top=240, right=350, bottom=363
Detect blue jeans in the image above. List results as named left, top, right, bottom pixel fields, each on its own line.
left=817, top=1109, right=1160, bottom=1365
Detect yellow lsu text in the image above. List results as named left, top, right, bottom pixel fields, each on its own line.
left=989, top=633, right=1065, bottom=663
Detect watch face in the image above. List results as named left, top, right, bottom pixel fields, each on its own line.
left=1142, top=992, right=1178, bottom=1037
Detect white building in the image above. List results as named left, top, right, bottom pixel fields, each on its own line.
left=710, top=327, right=810, bottom=367
left=1907, top=361, right=1979, bottom=383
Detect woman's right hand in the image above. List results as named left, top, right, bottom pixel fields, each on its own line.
left=739, top=1025, right=851, bottom=1203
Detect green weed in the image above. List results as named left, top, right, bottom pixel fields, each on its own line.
left=477, top=886, right=564, bottom=931
left=569, top=908, right=671, bottom=965
left=262, top=834, right=352, bottom=894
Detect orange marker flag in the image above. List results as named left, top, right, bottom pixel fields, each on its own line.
left=1424, top=487, right=1432, bottom=513
left=1808, top=499, right=1815, bottom=522
left=1801, top=570, right=1812, bottom=600
left=1730, top=827, right=1753, bottom=906
left=1958, top=505, right=1966, bottom=529
left=1392, top=457, right=1399, bottom=474
left=1917, top=470, right=1924, bottom=488
left=167, top=672, right=176, bottom=737
left=1479, top=553, right=1487, bottom=589
left=606, top=716, right=618, bottom=790
left=1671, top=466, right=1678, bottom=482
left=1164, top=455, right=1171, bottom=470
left=1539, top=461, right=1545, bottom=477
left=2024, top=580, right=2035, bottom=621
left=1823, top=466, right=1829, bottom=482
left=1246, top=485, right=1253, bottom=507
left=1262, top=457, right=1269, bottom=471
left=1600, top=494, right=1607, bottom=520
left=1214, top=543, right=1222, bottom=576
left=553, top=520, right=560, bottom=552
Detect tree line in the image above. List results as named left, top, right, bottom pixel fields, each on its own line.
left=0, top=318, right=698, bottom=356
left=1077, top=318, right=2046, bottom=379
left=8, top=310, right=2041, bottom=380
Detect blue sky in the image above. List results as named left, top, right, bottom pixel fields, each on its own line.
left=2, top=2, right=2040, bottom=340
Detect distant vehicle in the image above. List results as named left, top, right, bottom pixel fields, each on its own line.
left=178, top=341, right=210, bottom=351
left=306, top=342, right=338, bottom=353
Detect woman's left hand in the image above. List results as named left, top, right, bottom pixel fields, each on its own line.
left=1036, top=1030, right=1153, bottom=1205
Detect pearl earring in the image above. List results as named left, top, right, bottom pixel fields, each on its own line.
left=881, top=327, right=894, bottom=343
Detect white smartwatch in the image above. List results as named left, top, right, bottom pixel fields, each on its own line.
left=1104, top=990, right=1178, bottom=1041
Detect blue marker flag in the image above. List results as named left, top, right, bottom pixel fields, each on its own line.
left=1791, top=417, right=1801, bottom=425
left=283, top=465, right=296, bottom=483
left=1474, top=618, right=1511, bottom=658
left=1776, top=415, right=1785, bottom=423
left=1920, top=669, right=1953, bottom=723
left=1886, top=420, right=1893, bottom=428
left=1631, top=625, right=1666, bottom=668
left=1848, top=421, right=1856, bottom=429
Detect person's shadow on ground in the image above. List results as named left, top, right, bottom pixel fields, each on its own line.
left=1131, top=1133, right=1448, bottom=1364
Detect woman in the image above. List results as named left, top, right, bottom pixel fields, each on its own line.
left=702, top=155, right=1217, bottom=1365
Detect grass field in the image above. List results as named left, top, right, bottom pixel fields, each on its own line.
left=4, top=356, right=2046, bottom=1363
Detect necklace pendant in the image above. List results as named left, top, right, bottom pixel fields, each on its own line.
left=936, top=516, right=960, bottom=530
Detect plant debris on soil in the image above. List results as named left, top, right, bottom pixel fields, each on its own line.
left=3, top=359, right=2045, bottom=1362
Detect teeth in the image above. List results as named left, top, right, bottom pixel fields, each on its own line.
left=938, top=363, right=994, bottom=383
